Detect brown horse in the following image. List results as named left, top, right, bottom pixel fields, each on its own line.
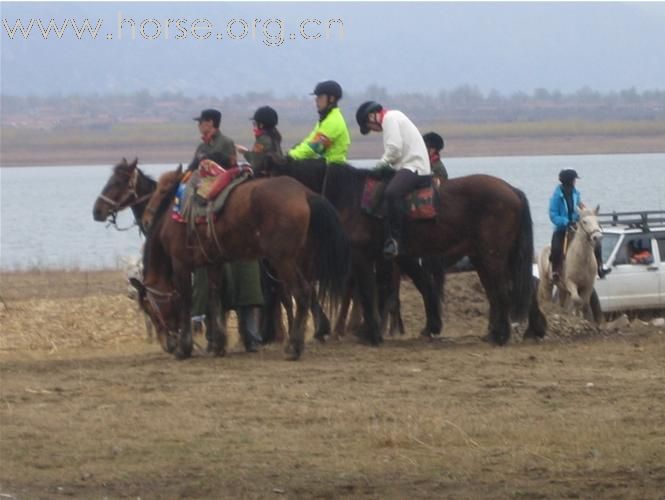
left=262, top=157, right=547, bottom=346
left=139, top=167, right=350, bottom=360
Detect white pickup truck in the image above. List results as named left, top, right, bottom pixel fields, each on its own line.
left=594, top=211, right=665, bottom=312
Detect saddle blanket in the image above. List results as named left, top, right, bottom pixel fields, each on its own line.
left=361, top=177, right=437, bottom=220
left=172, top=162, right=253, bottom=225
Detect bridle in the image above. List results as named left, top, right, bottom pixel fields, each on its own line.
left=96, top=168, right=153, bottom=231
left=574, top=216, right=603, bottom=246
left=143, top=285, right=180, bottom=335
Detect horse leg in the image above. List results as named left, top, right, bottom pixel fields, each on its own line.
left=375, top=259, right=396, bottom=338
left=332, top=278, right=353, bottom=339
left=283, top=268, right=311, bottom=361
left=354, top=253, right=382, bottom=345
left=385, top=262, right=406, bottom=336
left=311, top=295, right=331, bottom=343
left=566, top=281, right=584, bottom=315
left=524, top=277, right=547, bottom=340
left=397, top=256, right=442, bottom=337
left=347, top=287, right=364, bottom=336
left=475, top=266, right=512, bottom=346
left=389, top=293, right=405, bottom=337
left=172, top=263, right=194, bottom=360
left=589, top=288, right=603, bottom=325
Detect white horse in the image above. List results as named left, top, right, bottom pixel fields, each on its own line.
left=538, top=206, right=603, bottom=319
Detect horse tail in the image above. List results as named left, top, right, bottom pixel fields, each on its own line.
left=306, top=193, right=351, bottom=308
left=509, top=188, right=535, bottom=320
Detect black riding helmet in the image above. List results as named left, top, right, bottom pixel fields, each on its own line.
left=559, top=169, right=580, bottom=185
left=251, top=106, right=278, bottom=128
left=311, top=80, right=343, bottom=99
left=356, top=101, right=383, bottom=135
left=422, top=132, right=444, bottom=151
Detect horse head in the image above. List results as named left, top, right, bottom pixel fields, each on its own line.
left=129, top=276, right=180, bottom=354
left=93, top=157, right=140, bottom=222
left=142, top=165, right=183, bottom=232
left=577, top=205, right=603, bottom=247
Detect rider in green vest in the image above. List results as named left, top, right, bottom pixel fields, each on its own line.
left=288, top=80, right=351, bottom=164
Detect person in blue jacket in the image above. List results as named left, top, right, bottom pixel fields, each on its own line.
left=549, top=169, right=609, bottom=281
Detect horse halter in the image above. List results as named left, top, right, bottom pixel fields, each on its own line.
left=143, top=285, right=180, bottom=334
left=96, top=168, right=152, bottom=230
left=576, top=216, right=602, bottom=245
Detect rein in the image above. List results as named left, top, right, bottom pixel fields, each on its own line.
left=97, top=168, right=153, bottom=231
left=144, top=285, right=179, bottom=333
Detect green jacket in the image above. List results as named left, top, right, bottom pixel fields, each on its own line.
left=288, top=107, right=350, bottom=164
left=243, top=131, right=283, bottom=169
left=188, top=130, right=236, bottom=171
left=431, top=158, right=448, bottom=180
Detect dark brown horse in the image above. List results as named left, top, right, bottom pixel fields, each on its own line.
left=140, top=167, right=351, bottom=360
left=262, top=157, right=547, bottom=346
left=93, top=158, right=156, bottom=233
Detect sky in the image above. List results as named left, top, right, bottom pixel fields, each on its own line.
left=2, top=2, right=665, bottom=97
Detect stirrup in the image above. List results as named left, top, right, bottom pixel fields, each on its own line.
left=383, top=238, right=399, bottom=259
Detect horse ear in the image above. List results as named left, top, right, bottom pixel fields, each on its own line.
left=121, top=157, right=128, bottom=165
left=176, top=164, right=183, bottom=175
left=594, top=204, right=600, bottom=215
left=130, top=157, right=138, bottom=169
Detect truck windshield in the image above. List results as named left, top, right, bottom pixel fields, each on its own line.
left=601, top=234, right=620, bottom=263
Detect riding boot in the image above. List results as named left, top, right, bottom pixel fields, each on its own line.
left=383, top=197, right=404, bottom=259
left=238, top=306, right=262, bottom=353
left=594, top=244, right=611, bottom=279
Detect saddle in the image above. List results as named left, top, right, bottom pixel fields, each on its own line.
left=172, top=160, right=253, bottom=227
left=361, top=175, right=438, bottom=220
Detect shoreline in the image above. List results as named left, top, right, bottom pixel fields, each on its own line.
left=2, top=135, right=664, bottom=167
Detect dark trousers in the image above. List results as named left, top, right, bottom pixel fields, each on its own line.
left=384, top=169, right=420, bottom=242
left=550, top=229, right=566, bottom=274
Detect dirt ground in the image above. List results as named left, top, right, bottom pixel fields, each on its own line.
left=1, top=270, right=664, bottom=499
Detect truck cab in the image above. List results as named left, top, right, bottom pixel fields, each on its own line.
left=595, top=211, right=665, bottom=312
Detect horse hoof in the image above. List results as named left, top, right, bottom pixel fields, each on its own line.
left=174, top=350, right=191, bottom=360
left=313, top=334, right=326, bottom=344
left=284, top=343, right=303, bottom=361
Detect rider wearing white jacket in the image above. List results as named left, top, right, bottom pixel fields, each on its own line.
left=356, top=102, right=431, bottom=258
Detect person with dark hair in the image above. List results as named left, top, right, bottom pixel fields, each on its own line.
left=549, top=169, right=610, bottom=282
left=237, top=105, right=284, bottom=170
left=422, top=132, right=448, bottom=183
left=628, top=240, right=654, bottom=265
left=356, top=101, right=431, bottom=258
left=187, top=109, right=236, bottom=172
left=186, top=110, right=263, bottom=352
left=288, top=80, right=350, bottom=164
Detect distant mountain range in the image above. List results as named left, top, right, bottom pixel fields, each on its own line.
left=2, top=2, right=665, bottom=98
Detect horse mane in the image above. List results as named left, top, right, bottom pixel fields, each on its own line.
left=149, top=169, right=183, bottom=233
left=279, top=158, right=378, bottom=206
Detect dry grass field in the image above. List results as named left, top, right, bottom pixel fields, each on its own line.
left=1, top=270, right=664, bottom=499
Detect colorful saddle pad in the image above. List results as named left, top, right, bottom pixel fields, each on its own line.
left=361, top=177, right=437, bottom=220
left=172, top=164, right=253, bottom=225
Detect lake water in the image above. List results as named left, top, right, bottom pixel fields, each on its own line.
left=1, top=153, right=663, bottom=270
